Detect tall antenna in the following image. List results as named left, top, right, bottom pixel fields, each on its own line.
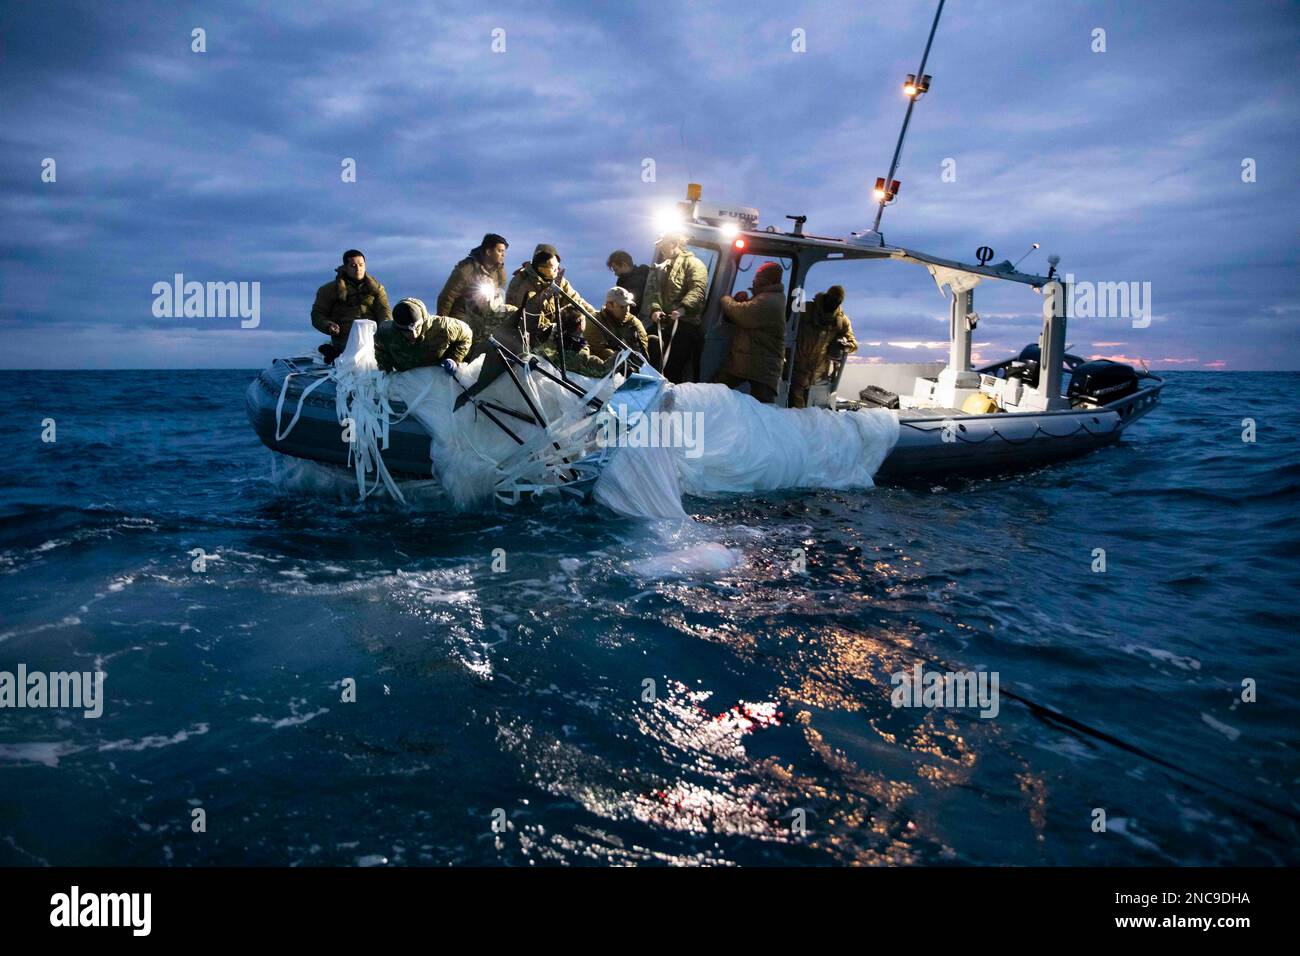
left=680, top=124, right=692, bottom=184
left=871, top=0, right=946, bottom=235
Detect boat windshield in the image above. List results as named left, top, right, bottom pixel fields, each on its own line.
left=687, top=243, right=719, bottom=291
left=732, top=252, right=793, bottom=296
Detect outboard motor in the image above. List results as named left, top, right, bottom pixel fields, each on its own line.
left=1067, top=360, right=1140, bottom=407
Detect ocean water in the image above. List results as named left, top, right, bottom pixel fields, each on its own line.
left=0, top=368, right=1296, bottom=866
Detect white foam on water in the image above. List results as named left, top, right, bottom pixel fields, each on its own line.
left=1123, top=644, right=1201, bottom=672
left=0, top=615, right=82, bottom=645
left=270, top=454, right=446, bottom=507
left=623, top=542, right=745, bottom=579
left=1200, top=712, right=1241, bottom=741
left=250, top=696, right=330, bottom=729
left=98, top=723, right=210, bottom=752
left=0, top=741, right=83, bottom=768
left=254, top=708, right=329, bottom=729
left=1106, top=817, right=1164, bottom=855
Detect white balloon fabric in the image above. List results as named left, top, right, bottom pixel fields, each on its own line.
left=335, top=318, right=379, bottom=373
left=333, top=328, right=900, bottom=517
left=667, top=383, right=899, bottom=496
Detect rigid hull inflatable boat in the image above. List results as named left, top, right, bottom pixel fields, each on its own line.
left=248, top=0, right=1167, bottom=505
left=248, top=198, right=1164, bottom=508
left=248, top=348, right=1162, bottom=490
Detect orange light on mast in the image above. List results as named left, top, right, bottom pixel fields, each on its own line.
left=873, top=177, right=901, bottom=202
left=734, top=238, right=746, bottom=250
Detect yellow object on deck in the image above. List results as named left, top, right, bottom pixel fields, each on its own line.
left=961, top=393, right=1000, bottom=415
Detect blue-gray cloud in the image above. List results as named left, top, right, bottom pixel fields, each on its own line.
left=1, top=0, right=1296, bottom=369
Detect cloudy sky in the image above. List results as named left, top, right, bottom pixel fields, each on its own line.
left=1, top=0, right=1296, bottom=370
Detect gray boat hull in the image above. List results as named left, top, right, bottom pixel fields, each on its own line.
left=246, top=359, right=1164, bottom=487
left=875, top=378, right=1164, bottom=480
left=878, top=407, right=1121, bottom=480
left=245, top=357, right=436, bottom=478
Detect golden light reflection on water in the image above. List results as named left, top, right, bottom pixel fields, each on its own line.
left=487, top=658, right=992, bottom=865
left=1017, top=770, right=1049, bottom=842
left=492, top=686, right=798, bottom=862
left=780, top=625, right=918, bottom=711
left=474, top=546, right=1055, bottom=864
left=799, top=722, right=931, bottom=865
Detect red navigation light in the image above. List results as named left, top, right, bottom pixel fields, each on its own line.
left=734, top=238, right=746, bottom=250
left=873, top=177, right=900, bottom=202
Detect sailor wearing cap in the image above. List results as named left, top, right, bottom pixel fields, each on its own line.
left=641, top=232, right=708, bottom=383
left=374, top=297, right=472, bottom=374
